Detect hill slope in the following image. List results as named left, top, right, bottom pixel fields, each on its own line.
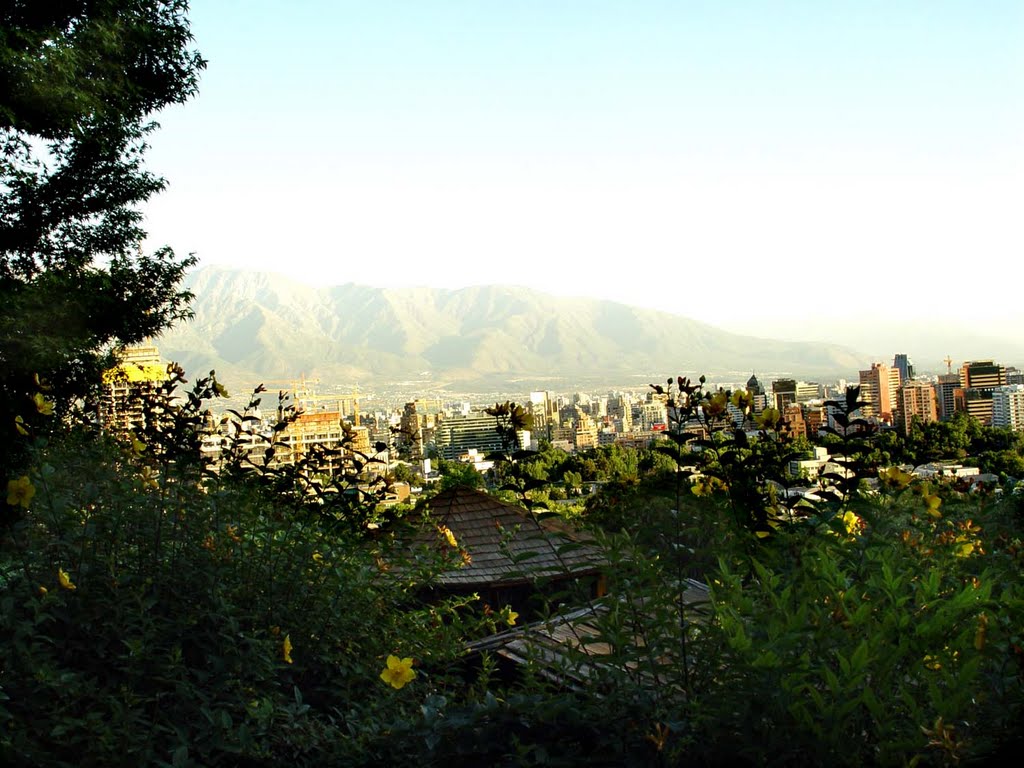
left=156, top=266, right=865, bottom=386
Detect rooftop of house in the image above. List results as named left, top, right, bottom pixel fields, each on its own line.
left=421, top=486, right=604, bottom=588
left=468, top=579, right=712, bottom=690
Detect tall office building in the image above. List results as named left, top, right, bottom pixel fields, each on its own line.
left=434, top=411, right=528, bottom=459
left=529, top=391, right=559, bottom=441
left=892, top=354, right=915, bottom=385
left=606, top=393, right=633, bottom=432
left=961, top=360, right=1007, bottom=390
left=398, top=399, right=443, bottom=458
left=772, top=379, right=798, bottom=410
left=896, top=380, right=938, bottom=435
left=959, top=360, right=1007, bottom=426
left=771, top=380, right=818, bottom=410
left=935, top=374, right=961, bottom=421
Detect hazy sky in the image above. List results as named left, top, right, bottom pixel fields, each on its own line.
left=143, top=1, right=1023, bottom=340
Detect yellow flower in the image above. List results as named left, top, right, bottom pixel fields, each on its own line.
left=879, top=466, right=912, bottom=489
left=312, top=551, right=324, bottom=563
left=131, top=436, right=147, bottom=455
left=756, top=407, right=780, bottom=430
left=58, top=568, right=76, bottom=591
left=282, top=634, right=293, bottom=664
left=380, top=655, right=416, bottom=689
left=33, top=392, right=54, bottom=416
left=38, top=585, right=48, bottom=596
left=503, top=607, right=519, bottom=626
left=841, top=510, right=862, bottom=535
left=954, top=542, right=974, bottom=558
left=730, top=389, right=752, bottom=410
left=437, top=524, right=458, bottom=548
left=691, top=476, right=726, bottom=497
left=703, top=391, right=728, bottom=417
left=7, top=476, right=35, bottom=508
left=923, top=654, right=941, bottom=671
left=14, top=415, right=29, bottom=436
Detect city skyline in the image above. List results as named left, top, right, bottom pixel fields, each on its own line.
left=143, top=2, right=1023, bottom=345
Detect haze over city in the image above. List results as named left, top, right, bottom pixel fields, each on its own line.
left=142, top=1, right=1023, bottom=361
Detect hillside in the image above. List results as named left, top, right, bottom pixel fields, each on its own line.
left=156, top=266, right=866, bottom=386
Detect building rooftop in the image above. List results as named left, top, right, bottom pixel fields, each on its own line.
left=421, top=486, right=603, bottom=588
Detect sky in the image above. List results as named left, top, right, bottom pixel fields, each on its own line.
left=143, top=1, right=1024, bottom=353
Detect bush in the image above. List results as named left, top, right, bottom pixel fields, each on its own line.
left=0, top=375, right=479, bottom=766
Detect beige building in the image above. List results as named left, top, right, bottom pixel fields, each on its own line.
left=897, top=380, right=938, bottom=435
left=858, top=363, right=900, bottom=423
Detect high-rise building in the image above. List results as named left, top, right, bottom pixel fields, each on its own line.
left=936, top=374, right=961, bottom=421
left=529, top=391, right=559, bottom=441
left=961, top=360, right=1007, bottom=390
left=99, top=344, right=168, bottom=435
left=743, top=374, right=766, bottom=413
left=804, top=407, right=825, bottom=437
left=893, top=354, right=915, bottom=385
left=746, top=374, right=765, bottom=397
left=398, top=399, right=442, bottom=458
left=992, top=385, right=1024, bottom=431
left=635, top=399, right=668, bottom=431
left=434, top=411, right=524, bottom=459
left=772, top=379, right=798, bottom=410
left=782, top=404, right=807, bottom=440
left=858, top=363, right=900, bottom=423
left=897, top=380, right=938, bottom=435
left=772, top=379, right=819, bottom=410
left=959, top=360, right=1007, bottom=426
left=573, top=410, right=598, bottom=451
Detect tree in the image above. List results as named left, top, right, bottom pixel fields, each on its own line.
left=1, top=1, right=205, bottom=480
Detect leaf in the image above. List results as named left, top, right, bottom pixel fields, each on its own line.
left=172, top=745, right=189, bottom=768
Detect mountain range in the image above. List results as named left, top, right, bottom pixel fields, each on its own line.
left=156, top=266, right=867, bottom=389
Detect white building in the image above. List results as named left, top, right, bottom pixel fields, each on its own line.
left=992, top=384, right=1024, bottom=431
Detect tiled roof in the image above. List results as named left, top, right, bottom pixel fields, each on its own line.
left=468, top=580, right=712, bottom=689
left=421, top=486, right=604, bottom=587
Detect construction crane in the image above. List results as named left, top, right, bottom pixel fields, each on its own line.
left=943, top=356, right=953, bottom=375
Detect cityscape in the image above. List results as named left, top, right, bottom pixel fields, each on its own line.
left=104, top=343, right=1024, bottom=500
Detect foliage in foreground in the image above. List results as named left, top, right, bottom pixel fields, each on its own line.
left=2, top=372, right=1023, bottom=766
left=0, top=376, right=485, bottom=766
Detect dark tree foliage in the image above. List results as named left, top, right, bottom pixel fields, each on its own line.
left=0, top=1, right=205, bottom=481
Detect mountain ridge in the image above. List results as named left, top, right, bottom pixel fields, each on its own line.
left=156, top=265, right=867, bottom=386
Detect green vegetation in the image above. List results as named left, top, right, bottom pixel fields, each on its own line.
left=5, top=367, right=1024, bottom=765
left=0, top=1, right=204, bottom=485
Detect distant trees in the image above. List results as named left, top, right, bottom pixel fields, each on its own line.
left=1, top=1, right=205, bottom=480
